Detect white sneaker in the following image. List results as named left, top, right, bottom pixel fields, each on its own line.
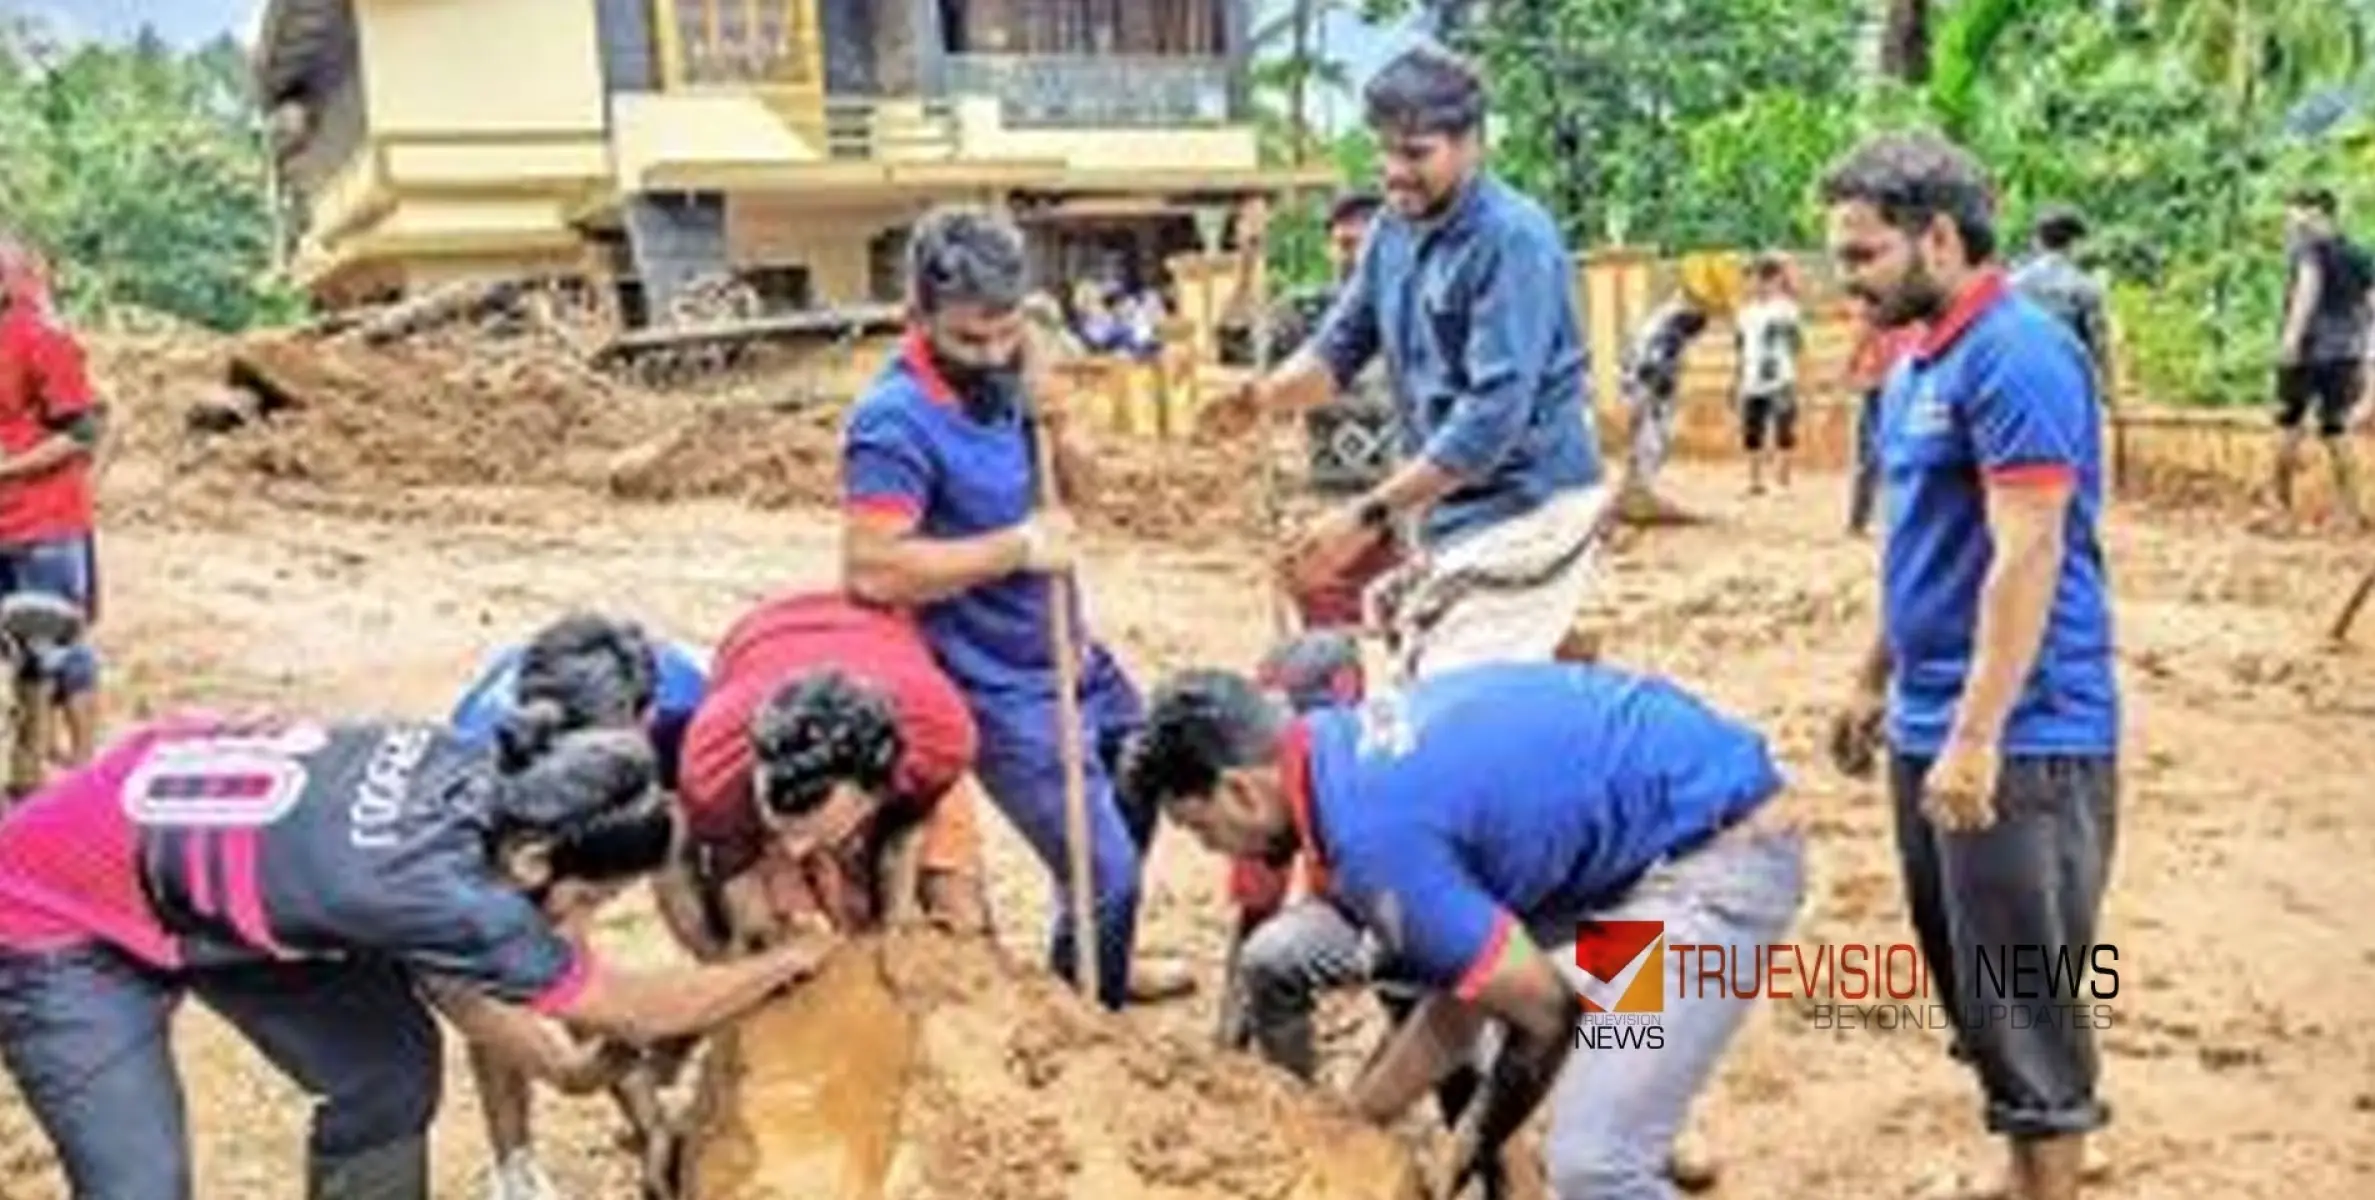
left=485, top=1151, right=563, bottom=1200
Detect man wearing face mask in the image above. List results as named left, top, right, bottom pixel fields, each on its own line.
left=1208, top=46, right=1607, bottom=683
left=840, top=207, right=1187, bottom=1011
left=1821, top=133, right=2119, bottom=1200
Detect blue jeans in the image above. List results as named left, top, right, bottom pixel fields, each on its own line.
left=0, top=535, right=99, bottom=696
left=1540, top=828, right=1807, bottom=1199
left=0, top=943, right=442, bottom=1199
left=967, top=644, right=1148, bottom=1010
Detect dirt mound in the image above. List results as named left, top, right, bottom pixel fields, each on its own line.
left=686, top=932, right=1421, bottom=1200
left=197, top=333, right=647, bottom=489
left=94, top=328, right=1272, bottom=547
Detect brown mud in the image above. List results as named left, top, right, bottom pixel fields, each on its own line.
left=687, top=934, right=1420, bottom=1200
left=0, top=331, right=2367, bottom=1198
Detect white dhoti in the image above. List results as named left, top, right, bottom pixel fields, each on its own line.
left=1368, top=484, right=1613, bottom=681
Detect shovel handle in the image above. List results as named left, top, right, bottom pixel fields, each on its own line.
left=1030, top=415, right=1101, bottom=1004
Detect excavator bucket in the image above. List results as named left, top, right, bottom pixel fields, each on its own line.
left=682, top=932, right=1423, bottom=1200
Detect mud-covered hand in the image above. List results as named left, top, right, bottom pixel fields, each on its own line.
left=1196, top=380, right=1263, bottom=441
left=554, top=1038, right=646, bottom=1095
left=1826, top=683, right=1886, bottom=780
left=1921, top=734, right=2001, bottom=832
left=1281, top=503, right=1380, bottom=598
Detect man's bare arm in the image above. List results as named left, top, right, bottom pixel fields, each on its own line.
left=1946, top=482, right=2071, bottom=748
left=1251, top=351, right=1344, bottom=417
left=2282, top=261, right=2322, bottom=363
left=546, top=938, right=833, bottom=1046
left=842, top=510, right=1037, bottom=608
left=1345, top=927, right=1574, bottom=1123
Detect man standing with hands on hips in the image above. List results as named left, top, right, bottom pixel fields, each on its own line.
left=1209, top=46, right=1607, bottom=681
left=1823, top=132, right=2120, bottom=1200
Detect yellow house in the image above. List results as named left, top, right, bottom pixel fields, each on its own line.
left=254, top=0, right=1335, bottom=319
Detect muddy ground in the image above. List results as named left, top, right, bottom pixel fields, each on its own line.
left=3, top=332, right=2374, bottom=1198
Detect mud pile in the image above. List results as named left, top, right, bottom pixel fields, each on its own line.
left=686, top=932, right=1421, bottom=1200
left=95, top=329, right=1271, bottom=543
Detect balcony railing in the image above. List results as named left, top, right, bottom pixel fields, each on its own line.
left=943, top=54, right=1234, bottom=128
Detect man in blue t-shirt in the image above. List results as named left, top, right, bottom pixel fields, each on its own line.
left=1128, top=661, right=1805, bottom=1197
left=1823, top=132, right=2121, bottom=1200
left=1211, top=48, right=1610, bottom=682
left=839, top=206, right=1181, bottom=1013
left=449, top=616, right=710, bottom=794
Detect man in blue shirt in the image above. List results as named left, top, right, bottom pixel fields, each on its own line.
left=450, top=615, right=710, bottom=793
left=1129, top=661, right=1805, bottom=1198
left=1823, top=132, right=2121, bottom=1200
left=840, top=206, right=1181, bottom=1012
left=1212, top=47, right=1609, bottom=681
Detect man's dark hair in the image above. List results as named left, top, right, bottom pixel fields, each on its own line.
left=750, top=671, right=904, bottom=818
left=1820, top=132, right=1999, bottom=264
left=491, top=728, right=675, bottom=885
left=1123, top=670, right=1285, bottom=809
left=2289, top=187, right=2339, bottom=217
left=1750, top=253, right=1790, bottom=283
left=908, top=205, right=1029, bottom=315
left=500, top=615, right=659, bottom=771
left=1362, top=46, right=1487, bottom=137
left=1327, top=190, right=1383, bottom=229
left=2034, top=205, right=2087, bottom=251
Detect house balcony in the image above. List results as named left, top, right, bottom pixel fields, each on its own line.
left=941, top=54, right=1236, bottom=128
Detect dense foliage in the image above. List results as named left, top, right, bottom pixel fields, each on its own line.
left=0, top=22, right=299, bottom=330
left=1315, top=0, right=2375, bottom=408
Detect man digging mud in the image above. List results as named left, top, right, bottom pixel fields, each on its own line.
left=842, top=206, right=1190, bottom=1010
left=660, top=588, right=990, bottom=949
left=1130, top=660, right=1806, bottom=1199
left=1208, top=47, right=1610, bottom=682
left=446, top=613, right=712, bottom=1200
left=0, top=708, right=832, bottom=1200
left=1823, top=132, right=2121, bottom=1200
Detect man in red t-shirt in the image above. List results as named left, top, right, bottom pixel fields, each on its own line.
left=0, top=240, right=103, bottom=780
left=657, top=590, right=987, bottom=954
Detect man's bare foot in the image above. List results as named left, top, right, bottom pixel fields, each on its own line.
left=1908, top=1141, right=2110, bottom=1200
left=1668, top=1129, right=1721, bottom=1192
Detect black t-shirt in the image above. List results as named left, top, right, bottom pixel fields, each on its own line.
left=2289, top=234, right=2373, bottom=362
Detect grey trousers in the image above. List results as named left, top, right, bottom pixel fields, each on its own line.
left=1241, top=829, right=1808, bottom=1199
left=1890, top=752, right=2119, bottom=1138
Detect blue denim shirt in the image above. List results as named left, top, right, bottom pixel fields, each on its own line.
left=1311, top=175, right=1601, bottom=546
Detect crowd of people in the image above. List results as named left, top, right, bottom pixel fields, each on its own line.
left=1, top=34, right=2361, bottom=1200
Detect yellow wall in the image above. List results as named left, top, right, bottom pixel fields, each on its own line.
left=379, top=197, right=575, bottom=238
left=356, top=0, right=605, bottom=135
left=729, top=196, right=923, bottom=305
left=304, top=141, right=390, bottom=249
left=380, top=139, right=610, bottom=188
left=609, top=92, right=825, bottom=187
left=948, top=97, right=1258, bottom=170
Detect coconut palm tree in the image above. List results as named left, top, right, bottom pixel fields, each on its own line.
left=2150, top=0, right=2368, bottom=119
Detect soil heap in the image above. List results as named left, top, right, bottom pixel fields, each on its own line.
left=685, top=932, right=1422, bottom=1200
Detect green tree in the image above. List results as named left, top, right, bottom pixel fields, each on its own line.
left=0, top=19, right=296, bottom=330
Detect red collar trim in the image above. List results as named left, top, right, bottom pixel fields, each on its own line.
left=899, top=328, right=961, bottom=408
left=1279, top=719, right=1327, bottom=879
left=1916, top=269, right=2009, bottom=361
